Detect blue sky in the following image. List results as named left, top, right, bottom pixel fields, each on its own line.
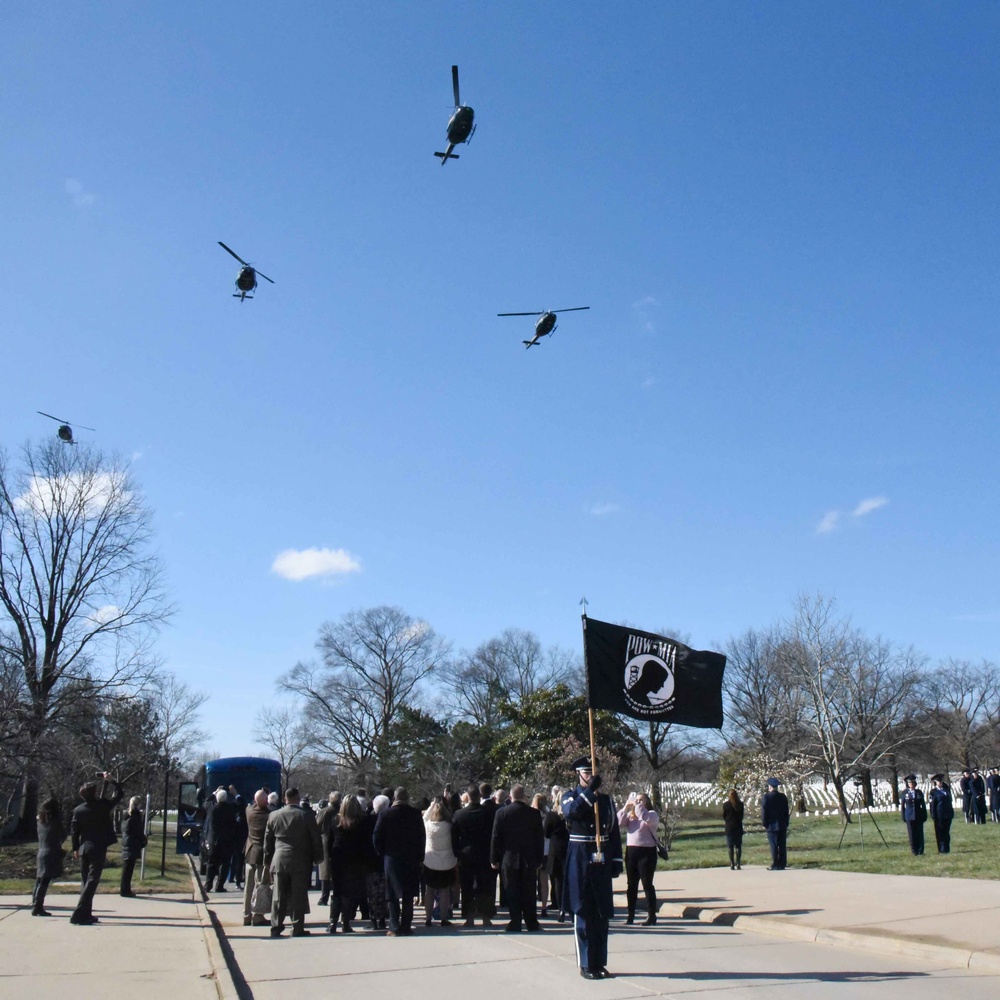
left=4, top=3, right=998, bottom=755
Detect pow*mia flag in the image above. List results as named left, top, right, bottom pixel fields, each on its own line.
left=583, top=617, right=726, bottom=729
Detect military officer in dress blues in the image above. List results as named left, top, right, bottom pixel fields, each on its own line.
left=928, top=774, right=954, bottom=853
left=561, top=756, right=623, bottom=981
left=900, top=774, right=926, bottom=855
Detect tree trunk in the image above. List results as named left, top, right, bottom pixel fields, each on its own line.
left=13, top=771, right=39, bottom=841
left=859, top=767, right=874, bottom=808
left=832, top=773, right=851, bottom=820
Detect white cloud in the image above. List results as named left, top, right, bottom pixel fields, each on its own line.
left=89, top=605, right=122, bottom=625
left=852, top=496, right=889, bottom=518
left=589, top=502, right=620, bottom=517
left=816, top=510, right=840, bottom=534
left=632, top=295, right=661, bottom=333
left=641, top=375, right=656, bottom=389
left=15, top=471, right=128, bottom=518
left=64, top=178, right=96, bottom=208
left=271, top=547, right=361, bottom=582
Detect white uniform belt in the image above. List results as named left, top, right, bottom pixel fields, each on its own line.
left=568, top=835, right=599, bottom=842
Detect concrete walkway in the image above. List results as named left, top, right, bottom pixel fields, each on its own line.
left=1, top=863, right=998, bottom=998
left=653, top=865, right=1000, bottom=972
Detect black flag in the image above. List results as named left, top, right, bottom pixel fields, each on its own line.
left=583, top=616, right=726, bottom=728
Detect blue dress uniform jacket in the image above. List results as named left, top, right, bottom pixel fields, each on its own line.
left=561, top=784, right=622, bottom=974
left=900, top=787, right=926, bottom=855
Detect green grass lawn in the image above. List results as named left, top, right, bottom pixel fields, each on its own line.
left=0, top=824, right=196, bottom=894
left=660, top=808, right=999, bottom=880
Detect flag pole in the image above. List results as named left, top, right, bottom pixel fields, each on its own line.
left=581, top=600, right=604, bottom=859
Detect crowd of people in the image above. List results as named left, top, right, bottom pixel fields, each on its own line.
left=195, top=758, right=645, bottom=978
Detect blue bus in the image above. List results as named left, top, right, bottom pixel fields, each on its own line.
left=177, top=756, right=281, bottom=858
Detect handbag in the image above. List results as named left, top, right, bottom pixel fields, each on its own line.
left=250, top=880, right=272, bottom=915
left=655, top=836, right=669, bottom=862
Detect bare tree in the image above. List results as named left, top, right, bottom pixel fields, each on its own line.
left=252, top=705, right=312, bottom=787
left=926, top=659, right=1000, bottom=770
left=0, top=442, right=172, bottom=836
left=442, top=628, right=580, bottom=726
left=723, top=626, right=806, bottom=756
left=279, top=606, right=448, bottom=771
left=780, top=594, right=922, bottom=818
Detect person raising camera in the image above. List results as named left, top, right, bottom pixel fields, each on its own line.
left=616, top=791, right=659, bottom=926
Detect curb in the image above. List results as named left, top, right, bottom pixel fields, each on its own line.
left=659, top=902, right=1000, bottom=974
left=187, top=857, right=243, bottom=1000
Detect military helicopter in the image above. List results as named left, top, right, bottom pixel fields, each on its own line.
left=37, top=411, right=95, bottom=444
left=434, top=65, right=475, bottom=165
left=497, top=307, right=590, bottom=349
left=218, top=242, right=274, bottom=301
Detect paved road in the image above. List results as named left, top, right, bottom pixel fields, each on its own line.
left=210, top=886, right=1000, bottom=1000
left=3, top=864, right=999, bottom=1000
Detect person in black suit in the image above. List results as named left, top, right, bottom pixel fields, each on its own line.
left=928, top=774, right=954, bottom=853
left=970, top=768, right=987, bottom=824
left=987, top=768, right=1000, bottom=822
left=479, top=782, right=500, bottom=921
left=69, top=772, right=123, bottom=925
left=205, top=788, right=240, bottom=891
left=452, top=784, right=494, bottom=928
left=900, top=774, right=926, bottom=855
left=958, top=768, right=973, bottom=822
left=491, top=784, right=544, bottom=932
left=372, top=787, right=425, bottom=936
left=761, top=777, right=789, bottom=870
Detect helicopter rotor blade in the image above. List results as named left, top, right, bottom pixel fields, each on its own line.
left=551, top=306, right=591, bottom=313
left=452, top=65, right=461, bottom=107
left=76, top=424, right=97, bottom=432
left=255, top=270, right=275, bottom=284
left=218, top=241, right=249, bottom=266
left=497, top=312, right=543, bottom=317
left=37, top=411, right=69, bottom=424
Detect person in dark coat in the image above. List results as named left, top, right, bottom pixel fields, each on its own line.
left=69, top=772, right=123, bottom=925
left=33, top=796, right=66, bottom=916
left=971, top=768, right=988, bottom=824
left=326, top=795, right=371, bottom=933
left=987, top=768, right=1000, bottom=822
left=901, top=774, right=927, bottom=855
left=479, top=783, right=500, bottom=919
left=959, top=769, right=973, bottom=822
left=119, top=796, right=147, bottom=897
left=491, top=784, right=544, bottom=933
left=372, top=787, right=425, bottom=936
left=543, top=791, right=568, bottom=922
left=928, top=774, right=954, bottom=854
left=315, top=791, right=341, bottom=906
left=761, top=777, right=789, bottom=870
left=452, top=784, right=494, bottom=928
left=205, top=788, right=240, bottom=891
left=562, top=756, right=623, bottom=981
left=227, top=790, right=246, bottom=888
left=722, top=788, right=745, bottom=870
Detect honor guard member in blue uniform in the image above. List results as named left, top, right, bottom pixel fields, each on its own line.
left=928, top=774, right=954, bottom=853
left=561, top=756, right=623, bottom=981
left=900, top=774, right=927, bottom=855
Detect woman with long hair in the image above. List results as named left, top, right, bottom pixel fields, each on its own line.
left=722, top=788, right=744, bottom=870
left=422, top=797, right=457, bottom=927
left=530, top=793, right=551, bottom=916
left=616, top=791, right=660, bottom=925
left=120, top=795, right=147, bottom=896
left=327, top=794, right=369, bottom=933
left=543, top=788, right=568, bottom=921
left=33, top=797, right=66, bottom=916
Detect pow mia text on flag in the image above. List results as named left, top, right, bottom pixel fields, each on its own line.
left=583, top=617, right=726, bottom=729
